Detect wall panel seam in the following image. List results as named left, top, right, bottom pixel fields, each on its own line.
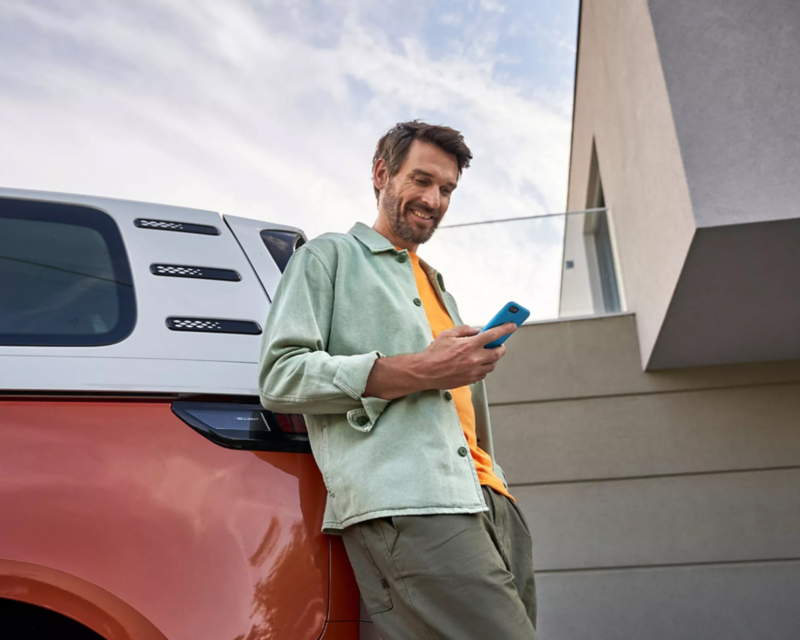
left=537, top=556, right=800, bottom=576
left=508, top=464, right=800, bottom=488
left=489, top=379, right=800, bottom=407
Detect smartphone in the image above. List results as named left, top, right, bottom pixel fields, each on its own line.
left=481, top=302, right=530, bottom=348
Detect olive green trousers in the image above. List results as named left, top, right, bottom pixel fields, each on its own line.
left=342, top=486, right=538, bottom=640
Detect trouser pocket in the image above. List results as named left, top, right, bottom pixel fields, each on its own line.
left=342, top=521, right=394, bottom=615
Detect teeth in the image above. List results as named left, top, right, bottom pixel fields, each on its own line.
left=411, top=209, right=433, bottom=220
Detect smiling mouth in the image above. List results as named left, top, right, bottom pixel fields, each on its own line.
left=409, top=208, right=435, bottom=222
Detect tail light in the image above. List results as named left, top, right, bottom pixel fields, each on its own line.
left=172, top=399, right=310, bottom=453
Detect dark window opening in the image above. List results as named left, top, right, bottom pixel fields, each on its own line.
left=587, top=144, right=621, bottom=314
left=260, top=230, right=306, bottom=272
left=594, top=210, right=621, bottom=313
left=0, top=198, right=136, bottom=346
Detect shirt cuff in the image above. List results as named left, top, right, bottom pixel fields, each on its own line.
left=333, top=351, right=390, bottom=432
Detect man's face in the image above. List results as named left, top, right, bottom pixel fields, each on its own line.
left=379, top=140, right=459, bottom=247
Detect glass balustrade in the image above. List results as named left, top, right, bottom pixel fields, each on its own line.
left=420, top=208, right=623, bottom=328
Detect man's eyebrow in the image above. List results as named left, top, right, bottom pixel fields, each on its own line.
left=408, top=169, right=457, bottom=191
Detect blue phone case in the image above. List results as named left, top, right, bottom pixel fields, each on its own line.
left=481, top=302, right=530, bottom=348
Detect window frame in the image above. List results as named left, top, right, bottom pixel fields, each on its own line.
left=259, top=229, right=306, bottom=273
left=0, top=197, right=137, bottom=347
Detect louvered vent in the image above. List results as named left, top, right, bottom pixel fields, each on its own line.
left=134, top=218, right=220, bottom=236
left=150, top=264, right=241, bottom=281
left=166, top=317, right=261, bottom=335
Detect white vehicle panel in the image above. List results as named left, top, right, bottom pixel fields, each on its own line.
left=2, top=355, right=259, bottom=395
left=224, top=214, right=305, bottom=300
left=0, top=187, right=281, bottom=395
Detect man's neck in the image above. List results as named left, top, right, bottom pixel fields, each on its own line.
left=372, top=216, right=419, bottom=254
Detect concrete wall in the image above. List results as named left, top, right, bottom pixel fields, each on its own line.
left=648, top=0, right=800, bottom=228
left=566, top=0, right=696, bottom=369
left=568, top=0, right=800, bottom=369
left=487, top=315, right=800, bottom=640
left=649, top=218, right=800, bottom=368
left=644, top=0, right=800, bottom=368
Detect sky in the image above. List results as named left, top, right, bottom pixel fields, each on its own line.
left=0, top=0, right=580, bottom=324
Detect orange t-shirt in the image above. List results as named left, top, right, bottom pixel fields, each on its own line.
left=406, top=251, right=514, bottom=501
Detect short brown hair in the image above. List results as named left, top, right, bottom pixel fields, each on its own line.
left=372, top=121, right=473, bottom=199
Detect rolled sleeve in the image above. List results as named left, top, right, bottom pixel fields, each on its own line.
left=334, top=351, right=391, bottom=432
left=259, top=245, right=392, bottom=425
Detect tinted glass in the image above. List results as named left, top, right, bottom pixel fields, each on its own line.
left=260, top=230, right=306, bottom=272
left=594, top=210, right=621, bottom=313
left=0, top=198, right=136, bottom=346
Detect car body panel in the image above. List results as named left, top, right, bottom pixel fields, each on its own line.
left=0, top=398, right=330, bottom=640
left=318, top=621, right=361, bottom=639
left=0, top=188, right=267, bottom=395
left=0, top=558, right=168, bottom=640
left=327, top=536, right=360, bottom=622
left=0, top=357, right=259, bottom=396
left=1, top=189, right=361, bottom=639
left=223, top=214, right=306, bottom=301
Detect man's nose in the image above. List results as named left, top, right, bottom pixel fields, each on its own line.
left=420, top=185, right=440, bottom=210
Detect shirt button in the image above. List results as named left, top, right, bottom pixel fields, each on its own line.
left=458, top=446, right=468, bottom=457
left=444, top=391, right=453, bottom=401
left=413, top=298, right=422, bottom=307
left=397, top=254, right=408, bottom=263
left=356, top=415, right=369, bottom=427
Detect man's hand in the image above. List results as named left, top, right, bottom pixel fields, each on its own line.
left=363, top=323, right=517, bottom=400
left=416, top=323, right=515, bottom=389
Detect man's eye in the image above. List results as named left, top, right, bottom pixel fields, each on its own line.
left=414, top=177, right=428, bottom=186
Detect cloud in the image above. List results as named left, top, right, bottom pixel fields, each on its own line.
left=477, top=0, right=507, bottom=14
left=0, top=0, right=578, bottom=321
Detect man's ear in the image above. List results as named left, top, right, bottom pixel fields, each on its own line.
left=373, top=158, right=388, bottom=191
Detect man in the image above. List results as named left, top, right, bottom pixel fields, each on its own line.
left=259, top=121, right=537, bottom=639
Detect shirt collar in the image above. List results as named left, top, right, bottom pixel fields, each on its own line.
left=348, top=221, right=448, bottom=292
left=419, top=257, right=448, bottom=293
left=349, top=222, right=397, bottom=254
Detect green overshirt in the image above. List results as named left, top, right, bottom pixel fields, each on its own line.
left=258, top=222, right=507, bottom=533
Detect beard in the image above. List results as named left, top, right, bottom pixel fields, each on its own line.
left=383, top=181, right=441, bottom=246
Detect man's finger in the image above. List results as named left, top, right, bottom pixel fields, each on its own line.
left=448, top=324, right=481, bottom=338
left=479, top=344, right=506, bottom=366
left=474, top=322, right=517, bottom=346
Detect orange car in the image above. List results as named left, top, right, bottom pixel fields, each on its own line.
left=0, top=188, right=372, bottom=639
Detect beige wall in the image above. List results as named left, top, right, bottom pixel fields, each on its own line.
left=567, top=0, right=696, bottom=367
left=648, top=0, right=800, bottom=229
left=569, top=0, right=800, bottom=369
left=529, top=1, right=800, bottom=636
left=487, top=316, right=800, bottom=639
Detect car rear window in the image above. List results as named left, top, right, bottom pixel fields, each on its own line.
left=260, top=230, right=306, bottom=272
left=0, top=197, right=136, bottom=346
